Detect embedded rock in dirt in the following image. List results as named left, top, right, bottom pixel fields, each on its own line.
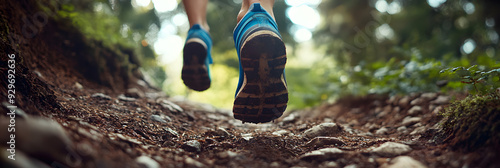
left=370, top=142, right=412, bottom=157
left=304, top=137, right=345, bottom=148
left=136, top=155, right=160, bottom=168
left=149, top=115, right=168, bottom=123
left=0, top=117, right=75, bottom=166
left=300, top=147, right=345, bottom=161
left=182, top=140, right=201, bottom=152
left=303, top=123, right=343, bottom=139
left=91, top=93, right=112, bottom=100
left=381, top=156, right=427, bottom=168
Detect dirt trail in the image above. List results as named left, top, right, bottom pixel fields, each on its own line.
left=1, top=1, right=499, bottom=168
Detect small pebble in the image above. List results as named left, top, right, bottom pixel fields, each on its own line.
left=118, top=94, right=136, bottom=102
left=402, top=117, right=422, bottom=126
left=304, top=136, right=345, bottom=148
left=125, top=88, right=144, bottom=98
left=75, top=82, right=83, bottom=90
left=182, top=140, right=201, bottom=152
left=159, top=99, right=184, bottom=113
left=272, top=130, right=291, bottom=136
left=410, top=98, right=423, bottom=106
left=375, top=127, right=389, bottom=135
left=397, top=126, right=408, bottom=133
left=303, top=123, right=343, bottom=139
left=398, top=96, right=411, bottom=106
left=421, top=93, right=437, bottom=100
left=91, top=93, right=111, bottom=100
left=410, top=126, right=427, bottom=135
left=408, top=106, right=423, bottom=115
left=431, top=95, right=450, bottom=105
left=150, top=115, right=167, bottom=123
left=241, top=133, right=254, bottom=141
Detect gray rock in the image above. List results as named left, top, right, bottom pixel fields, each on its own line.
left=163, top=127, right=179, bottom=137
left=272, top=130, right=291, bottom=136
left=321, top=161, right=339, bottom=168
left=370, top=142, right=412, bottom=157
left=432, top=106, right=444, bottom=115
left=118, top=94, right=136, bottom=102
left=182, top=140, right=201, bottom=152
left=304, top=137, right=345, bottom=148
left=125, top=88, right=144, bottom=98
left=241, top=133, right=254, bottom=141
left=303, top=123, right=343, bottom=139
left=410, top=126, right=427, bottom=135
left=398, top=96, right=411, bottom=106
left=431, top=95, right=450, bottom=105
left=402, top=117, right=422, bottom=126
left=281, top=113, right=299, bottom=124
left=0, top=117, right=76, bottom=166
left=421, top=93, right=437, bottom=100
left=382, top=156, right=427, bottom=168
left=2, top=102, right=28, bottom=118
left=205, top=127, right=232, bottom=138
left=397, top=126, right=408, bottom=133
left=114, top=133, right=143, bottom=145
left=75, top=82, right=83, bottom=90
left=150, top=115, right=167, bottom=123
left=300, top=147, right=344, bottom=161
left=184, top=157, right=205, bottom=168
left=410, top=98, right=423, bottom=106
left=218, top=151, right=239, bottom=159
left=158, top=99, right=184, bottom=113
left=344, top=164, right=358, bottom=168
left=375, top=127, right=389, bottom=135
left=136, top=155, right=160, bottom=168
left=408, top=106, right=423, bottom=115
left=91, top=93, right=111, bottom=100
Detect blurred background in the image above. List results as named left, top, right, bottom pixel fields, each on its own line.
left=59, top=0, right=500, bottom=110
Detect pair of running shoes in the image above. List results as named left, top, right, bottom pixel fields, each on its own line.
left=181, top=3, right=287, bottom=123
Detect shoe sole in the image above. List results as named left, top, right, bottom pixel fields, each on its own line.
left=233, top=30, right=288, bottom=123
left=182, top=38, right=211, bottom=91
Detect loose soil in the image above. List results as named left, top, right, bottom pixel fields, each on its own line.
left=1, top=1, right=499, bottom=168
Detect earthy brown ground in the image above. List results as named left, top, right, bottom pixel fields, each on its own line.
left=1, top=0, right=499, bottom=168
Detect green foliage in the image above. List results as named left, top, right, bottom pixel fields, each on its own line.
left=440, top=65, right=500, bottom=96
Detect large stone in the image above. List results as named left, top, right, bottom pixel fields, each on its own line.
left=136, top=155, right=160, bottom=168
left=370, top=142, right=412, bottom=157
left=300, top=147, right=344, bottom=161
left=382, top=156, right=427, bottom=168
left=303, top=123, right=343, bottom=139
left=0, top=117, right=76, bottom=166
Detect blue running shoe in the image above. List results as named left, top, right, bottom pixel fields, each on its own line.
left=182, top=24, right=213, bottom=91
left=233, top=3, right=288, bottom=123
